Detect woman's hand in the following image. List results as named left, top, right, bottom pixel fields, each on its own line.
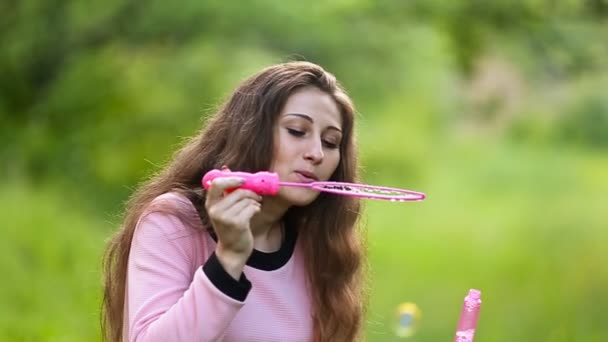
left=205, top=176, right=262, bottom=279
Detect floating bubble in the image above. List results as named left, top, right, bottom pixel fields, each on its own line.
left=394, top=302, right=421, bottom=338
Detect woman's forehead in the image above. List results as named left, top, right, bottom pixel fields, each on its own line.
left=280, top=87, right=342, bottom=128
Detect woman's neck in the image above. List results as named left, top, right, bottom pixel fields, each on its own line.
left=249, top=196, right=290, bottom=252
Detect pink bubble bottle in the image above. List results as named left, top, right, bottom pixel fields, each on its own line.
left=454, top=289, right=482, bottom=342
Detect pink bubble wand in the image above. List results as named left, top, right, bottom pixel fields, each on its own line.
left=454, top=289, right=482, bottom=342
left=202, top=169, right=426, bottom=202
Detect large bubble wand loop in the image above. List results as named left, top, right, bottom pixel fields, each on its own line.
left=202, top=169, right=426, bottom=202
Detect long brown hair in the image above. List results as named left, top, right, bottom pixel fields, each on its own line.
left=102, top=61, right=368, bottom=341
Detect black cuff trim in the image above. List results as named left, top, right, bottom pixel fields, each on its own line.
left=202, top=252, right=251, bottom=302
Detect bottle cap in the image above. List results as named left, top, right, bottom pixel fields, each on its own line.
left=468, top=289, right=481, bottom=300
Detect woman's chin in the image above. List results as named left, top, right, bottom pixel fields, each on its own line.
left=280, top=188, right=320, bottom=207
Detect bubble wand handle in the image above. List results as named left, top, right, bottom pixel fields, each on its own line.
left=202, top=169, right=282, bottom=195
left=454, top=289, right=482, bottom=342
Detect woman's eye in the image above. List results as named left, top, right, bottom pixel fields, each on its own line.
left=323, top=140, right=339, bottom=149
left=287, top=128, right=305, bottom=137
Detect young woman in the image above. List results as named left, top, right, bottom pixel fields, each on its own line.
left=102, top=61, right=368, bottom=341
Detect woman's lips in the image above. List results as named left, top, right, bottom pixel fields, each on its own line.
left=295, top=171, right=317, bottom=183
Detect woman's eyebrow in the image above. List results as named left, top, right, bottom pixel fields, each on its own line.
left=284, top=112, right=342, bottom=132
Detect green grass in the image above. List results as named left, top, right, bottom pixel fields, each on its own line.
left=364, top=142, right=608, bottom=341
left=1, top=142, right=606, bottom=341
left=1, top=183, right=107, bottom=341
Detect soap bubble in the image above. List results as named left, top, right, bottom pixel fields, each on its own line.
left=394, top=302, right=421, bottom=338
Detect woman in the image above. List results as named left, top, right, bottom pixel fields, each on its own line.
left=102, top=61, right=368, bottom=341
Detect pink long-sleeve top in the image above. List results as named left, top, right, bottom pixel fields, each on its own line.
left=124, top=193, right=313, bottom=341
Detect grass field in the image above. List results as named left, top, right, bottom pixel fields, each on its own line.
left=2, top=141, right=607, bottom=341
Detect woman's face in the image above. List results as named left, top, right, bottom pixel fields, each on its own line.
left=270, top=86, right=343, bottom=206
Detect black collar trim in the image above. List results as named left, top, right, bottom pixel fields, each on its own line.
left=208, top=225, right=297, bottom=271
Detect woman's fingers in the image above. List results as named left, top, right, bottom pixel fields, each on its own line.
left=221, top=197, right=260, bottom=223
left=205, top=177, right=244, bottom=205
left=238, top=202, right=261, bottom=220
left=212, top=201, right=260, bottom=234
left=207, top=187, right=261, bottom=211
left=206, top=181, right=263, bottom=230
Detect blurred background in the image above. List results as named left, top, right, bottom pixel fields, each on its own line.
left=1, top=0, right=607, bottom=341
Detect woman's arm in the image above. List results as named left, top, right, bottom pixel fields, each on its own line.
left=126, top=211, right=247, bottom=342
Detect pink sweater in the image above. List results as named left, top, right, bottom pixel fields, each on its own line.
left=124, top=193, right=313, bottom=341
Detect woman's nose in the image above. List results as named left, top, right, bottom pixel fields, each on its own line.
left=303, top=139, right=324, bottom=164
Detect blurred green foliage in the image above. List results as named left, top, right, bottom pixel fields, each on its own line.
left=1, top=1, right=607, bottom=341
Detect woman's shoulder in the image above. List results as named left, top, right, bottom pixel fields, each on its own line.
left=137, top=191, right=205, bottom=237
left=133, top=191, right=211, bottom=271
left=150, top=191, right=195, bottom=208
